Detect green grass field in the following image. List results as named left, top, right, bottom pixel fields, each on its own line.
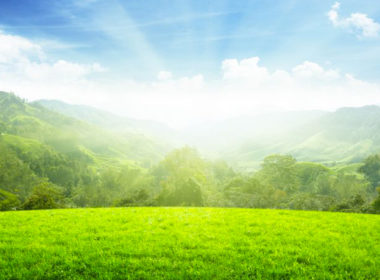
left=0, top=208, right=379, bottom=279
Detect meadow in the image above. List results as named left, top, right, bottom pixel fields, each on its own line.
left=0, top=207, right=379, bottom=279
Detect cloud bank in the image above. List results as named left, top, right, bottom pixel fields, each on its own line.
left=0, top=29, right=380, bottom=128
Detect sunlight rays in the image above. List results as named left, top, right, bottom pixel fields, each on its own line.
left=89, top=0, right=164, bottom=73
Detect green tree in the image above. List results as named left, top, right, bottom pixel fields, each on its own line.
left=371, top=187, right=380, bottom=213
left=331, top=173, right=368, bottom=201
left=0, top=121, right=5, bottom=134
left=223, top=175, right=286, bottom=208
left=296, top=162, right=332, bottom=194
left=358, top=154, right=380, bottom=190
left=0, top=143, right=39, bottom=201
left=0, top=189, right=20, bottom=210
left=154, top=147, right=208, bottom=206
left=23, top=182, right=65, bottom=210
left=258, top=154, right=300, bottom=193
left=286, top=193, right=335, bottom=211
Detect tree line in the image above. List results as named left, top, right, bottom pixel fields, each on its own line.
left=1, top=143, right=379, bottom=213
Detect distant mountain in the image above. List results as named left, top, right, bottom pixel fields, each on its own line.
left=35, top=99, right=182, bottom=146
left=33, top=95, right=380, bottom=170
left=183, top=110, right=327, bottom=154
left=227, top=105, right=380, bottom=169
left=36, top=99, right=329, bottom=160
left=0, top=92, right=170, bottom=166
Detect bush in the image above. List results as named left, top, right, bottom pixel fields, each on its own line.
left=0, top=189, right=20, bottom=210
left=114, top=189, right=151, bottom=207
left=370, top=187, right=380, bottom=214
left=330, top=194, right=367, bottom=213
left=22, top=182, right=65, bottom=210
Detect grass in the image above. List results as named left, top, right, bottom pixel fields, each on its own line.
left=0, top=208, right=379, bottom=279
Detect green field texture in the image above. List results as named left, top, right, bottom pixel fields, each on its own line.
left=0, top=208, right=379, bottom=279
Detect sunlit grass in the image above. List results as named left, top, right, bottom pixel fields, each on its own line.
left=0, top=207, right=379, bottom=279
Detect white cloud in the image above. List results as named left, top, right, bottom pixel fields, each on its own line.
left=328, top=2, right=380, bottom=38
left=0, top=29, right=380, bottom=128
left=24, top=60, right=106, bottom=82
left=157, top=71, right=172, bottom=80
left=221, top=58, right=341, bottom=84
left=222, top=57, right=268, bottom=84
left=292, top=61, right=340, bottom=80
left=0, top=31, right=43, bottom=63
left=0, top=30, right=106, bottom=101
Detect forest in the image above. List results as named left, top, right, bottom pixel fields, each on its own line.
left=0, top=91, right=379, bottom=213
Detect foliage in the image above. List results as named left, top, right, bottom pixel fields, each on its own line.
left=370, top=187, right=380, bottom=214
left=22, top=182, right=65, bottom=210
left=358, top=154, right=380, bottom=189
left=0, top=141, right=39, bottom=200
left=0, top=189, right=20, bottom=210
left=258, top=154, right=300, bottom=193
left=154, top=147, right=208, bottom=206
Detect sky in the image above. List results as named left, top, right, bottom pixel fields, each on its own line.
left=0, top=0, right=380, bottom=128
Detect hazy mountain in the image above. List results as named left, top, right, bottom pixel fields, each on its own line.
left=34, top=95, right=380, bottom=170
left=228, top=105, right=380, bottom=170
left=36, top=99, right=329, bottom=158
left=183, top=110, right=327, bottom=154
left=36, top=99, right=182, bottom=146
left=1, top=92, right=170, bottom=166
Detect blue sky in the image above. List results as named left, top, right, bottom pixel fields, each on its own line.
left=1, top=0, right=379, bottom=80
left=0, top=0, right=380, bottom=126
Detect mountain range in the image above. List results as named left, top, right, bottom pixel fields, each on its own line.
left=2, top=92, right=380, bottom=171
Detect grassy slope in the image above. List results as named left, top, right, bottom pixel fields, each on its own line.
left=0, top=208, right=379, bottom=279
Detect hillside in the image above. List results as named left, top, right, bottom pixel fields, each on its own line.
left=0, top=207, right=378, bottom=279
left=183, top=110, right=327, bottom=154
left=225, top=106, right=380, bottom=169
left=36, top=99, right=380, bottom=169
left=1, top=92, right=380, bottom=213
left=0, top=92, right=169, bottom=165
left=0, top=92, right=172, bottom=208
left=36, top=99, right=182, bottom=146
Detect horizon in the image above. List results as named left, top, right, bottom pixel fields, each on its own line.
left=24, top=95, right=380, bottom=130
left=1, top=0, right=380, bottom=127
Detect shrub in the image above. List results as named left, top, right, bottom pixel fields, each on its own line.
left=0, top=189, right=20, bottom=210
left=22, top=182, right=65, bottom=210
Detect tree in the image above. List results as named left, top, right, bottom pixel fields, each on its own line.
left=371, top=187, right=380, bottom=213
left=258, top=154, right=300, bottom=193
left=331, top=173, right=368, bottom=201
left=0, top=143, right=39, bottom=201
left=211, top=160, right=236, bottom=188
left=331, top=194, right=366, bottom=213
left=0, top=189, right=20, bottom=210
left=358, top=154, right=380, bottom=190
left=114, top=189, right=151, bottom=207
left=223, top=176, right=286, bottom=208
left=158, top=177, right=203, bottom=206
left=154, top=147, right=208, bottom=206
left=22, top=182, right=65, bottom=210
left=285, top=193, right=335, bottom=211
left=0, top=121, right=5, bottom=134
left=296, top=162, right=332, bottom=194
